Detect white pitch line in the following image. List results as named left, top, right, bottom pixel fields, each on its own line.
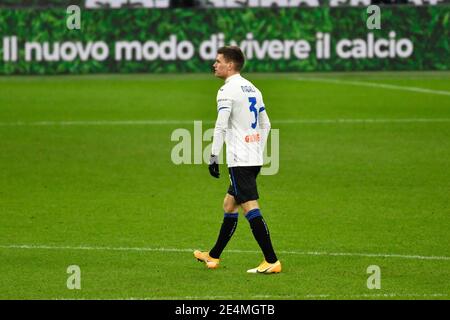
left=273, top=118, right=450, bottom=124
left=0, top=244, right=449, bottom=261
left=1, top=118, right=450, bottom=127
left=297, top=77, right=450, bottom=96
left=91, top=293, right=448, bottom=300
left=0, top=120, right=206, bottom=126
left=258, top=293, right=449, bottom=299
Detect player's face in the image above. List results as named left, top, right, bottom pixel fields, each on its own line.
left=213, top=54, right=232, bottom=79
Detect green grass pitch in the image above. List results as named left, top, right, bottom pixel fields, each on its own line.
left=0, top=72, right=449, bottom=300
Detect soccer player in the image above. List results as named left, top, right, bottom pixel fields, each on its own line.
left=194, top=46, right=281, bottom=274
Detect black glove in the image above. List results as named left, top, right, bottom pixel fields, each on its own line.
left=208, top=154, right=220, bottom=178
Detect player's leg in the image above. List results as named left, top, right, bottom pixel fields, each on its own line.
left=194, top=193, right=239, bottom=269
left=240, top=200, right=259, bottom=213
left=241, top=200, right=281, bottom=273
left=208, top=193, right=239, bottom=259
left=236, top=166, right=280, bottom=274
left=223, top=192, right=240, bottom=213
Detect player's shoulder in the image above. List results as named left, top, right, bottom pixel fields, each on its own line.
left=217, top=75, right=262, bottom=96
left=240, top=75, right=261, bottom=89
left=241, top=77, right=263, bottom=97
left=218, top=82, right=232, bottom=93
left=231, top=76, right=262, bottom=94
left=217, top=80, right=238, bottom=98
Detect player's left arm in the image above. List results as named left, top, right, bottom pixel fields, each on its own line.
left=258, top=96, right=271, bottom=151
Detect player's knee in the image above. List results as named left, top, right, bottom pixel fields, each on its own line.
left=223, top=200, right=237, bottom=213
left=241, top=200, right=259, bottom=215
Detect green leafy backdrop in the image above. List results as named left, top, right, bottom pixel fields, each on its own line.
left=0, top=6, right=449, bottom=74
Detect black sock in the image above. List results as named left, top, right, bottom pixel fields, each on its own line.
left=246, top=209, right=278, bottom=263
left=209, top=213, right=239, bottom=259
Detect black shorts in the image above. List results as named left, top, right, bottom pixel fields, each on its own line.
left=227, top=166, right=262, bottom=205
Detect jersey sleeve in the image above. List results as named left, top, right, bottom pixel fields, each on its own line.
left=258, top=96, right=270, bottom=129
left=258, top=96, right=271, bottom=151
left=211, top=86, right=233, bottom=156
left=216, top=85, right=233, bottom=112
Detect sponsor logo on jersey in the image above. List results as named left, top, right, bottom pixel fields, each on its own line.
left=245, top=133, right=260, bottom=143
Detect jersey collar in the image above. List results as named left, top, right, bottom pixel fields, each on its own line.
left=225, top=73, right=241, bottom=83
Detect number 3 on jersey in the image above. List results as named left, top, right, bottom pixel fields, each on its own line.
left=248, top=97, right=258, bottom=129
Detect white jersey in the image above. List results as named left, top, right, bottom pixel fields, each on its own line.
left=211, top=74, right=271, bottom=167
